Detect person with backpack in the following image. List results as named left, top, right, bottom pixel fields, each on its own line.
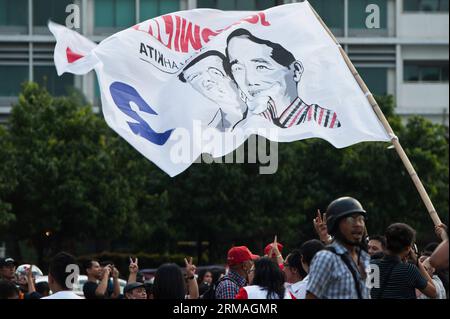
left=215, top=246, right=259, bottom=299
left=306, top=197, right=371, bottom=299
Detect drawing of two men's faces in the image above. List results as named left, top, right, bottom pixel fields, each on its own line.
left=179, top=28, right=301, bottom=128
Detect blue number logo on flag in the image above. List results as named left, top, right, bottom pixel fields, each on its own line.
left=110, top=82, right=174, bottom=146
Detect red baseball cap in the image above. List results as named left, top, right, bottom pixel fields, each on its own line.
left=264, top=243, right=284, bottom=257
left=227, top=246, right=259, bottom=266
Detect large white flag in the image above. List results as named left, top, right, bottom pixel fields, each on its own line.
left=50, top=1, right=389, bottom=177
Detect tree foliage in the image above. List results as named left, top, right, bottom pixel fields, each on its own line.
left=0, top=83, right=448, bottom=264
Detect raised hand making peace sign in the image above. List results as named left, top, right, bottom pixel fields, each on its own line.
left=129, top=257, right=139, bottom=274
left=313, top=209, right=332, bottom=244
left=184, top=257, right=197, bottom=279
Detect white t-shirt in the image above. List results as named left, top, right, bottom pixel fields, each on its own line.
left=42, top=291, right=84, bottom=299
left=237, top=285, right=294, bottom=299
left=417, top=275, right=447, bottom=299
left=286, top=275, right=309, bottom=299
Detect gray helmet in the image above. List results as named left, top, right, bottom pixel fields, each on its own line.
left=326, top=197, right=367, bottom=235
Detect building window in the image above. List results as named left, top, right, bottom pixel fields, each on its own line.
left=140, top=0, right=180, bottom=21
left=34, top=0, right=74, bottom=33
left=404, top=0, right=449, bottom=12
left=95, top=0, right=135, bottom=33
left=358, top=67, right=388, bottom=96
left=348, top=0, right=387, bottom=31
left=0, top=65, right=28, bottom=96
left=404, top=61, right=449, bottom=82
left=197, top=0, right=281, bottom=10
left=0, top=0, right=28, bottom=34
left=34, top=66, right=74, bottom=96
left=309, top=0, right=345, bottom=36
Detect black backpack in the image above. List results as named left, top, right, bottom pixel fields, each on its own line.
left=200, top=275, right=239, bottom=299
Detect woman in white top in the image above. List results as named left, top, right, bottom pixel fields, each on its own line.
left=236, top=257, right=294, bottom=299
left=284, top=240, right=325, bottom=299
left=283, top=249, right=306, bottom=299
left=417, top=252, right=447, bottom=299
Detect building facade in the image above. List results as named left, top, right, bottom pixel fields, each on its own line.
left=0, top=0, right=448, bottom=124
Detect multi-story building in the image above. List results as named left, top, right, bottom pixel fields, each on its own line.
left=0, top=0, right=448, bottom=124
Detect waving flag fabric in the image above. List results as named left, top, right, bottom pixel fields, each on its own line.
left=50, top=1, right=389, bottom=177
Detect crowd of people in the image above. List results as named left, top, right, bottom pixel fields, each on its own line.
left=0, top=196, right=448, bottom=300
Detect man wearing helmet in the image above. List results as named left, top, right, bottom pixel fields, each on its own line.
left=306, top=197, right=370, bottom=299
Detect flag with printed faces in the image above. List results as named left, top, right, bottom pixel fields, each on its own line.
left=50, top=1, right=390, bottom=177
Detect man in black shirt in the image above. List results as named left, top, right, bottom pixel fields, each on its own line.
left=83, top=260, right=120, bottom=299
left=370, top=223, right=437, bottom=299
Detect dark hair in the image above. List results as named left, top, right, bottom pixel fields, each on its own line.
left=0, top=280, right=19, bottom=299
left=385, top=223, right=416, bottom=254
left=152, top=263, right=186, bottom=299
left=83, top=260, right=97, bottom=273
left=178, top=50, right=228, bottom=83
left=225, top=28, right=296, bottom=78
left=252, top=257, right=286, bottom=299
left=35, top=281, right=50, bottom=296
left=285, top=249, right=306, bottom=278
left=48, top=252, right=77, bottom=290
left=211, top=268, right=226, bottom=285
left=299, top=239, right=325, bottom=266
left=197, top=268, right=212, bottom=285
left=369, top=235, right=387, bottom=249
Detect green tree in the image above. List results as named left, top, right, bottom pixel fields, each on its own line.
left=165, top=94, right=448, bottom=260
left=0, top=126, right=16, bottom=230
left=4, top=83, right=170, bottom=264
left=1, top=83, right=447, bottom=265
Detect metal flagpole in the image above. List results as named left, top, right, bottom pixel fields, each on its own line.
left=308, top=3, right=446, bottom=240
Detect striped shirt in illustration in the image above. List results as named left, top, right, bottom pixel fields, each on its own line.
left=259, top=98, right=341, bottom=129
